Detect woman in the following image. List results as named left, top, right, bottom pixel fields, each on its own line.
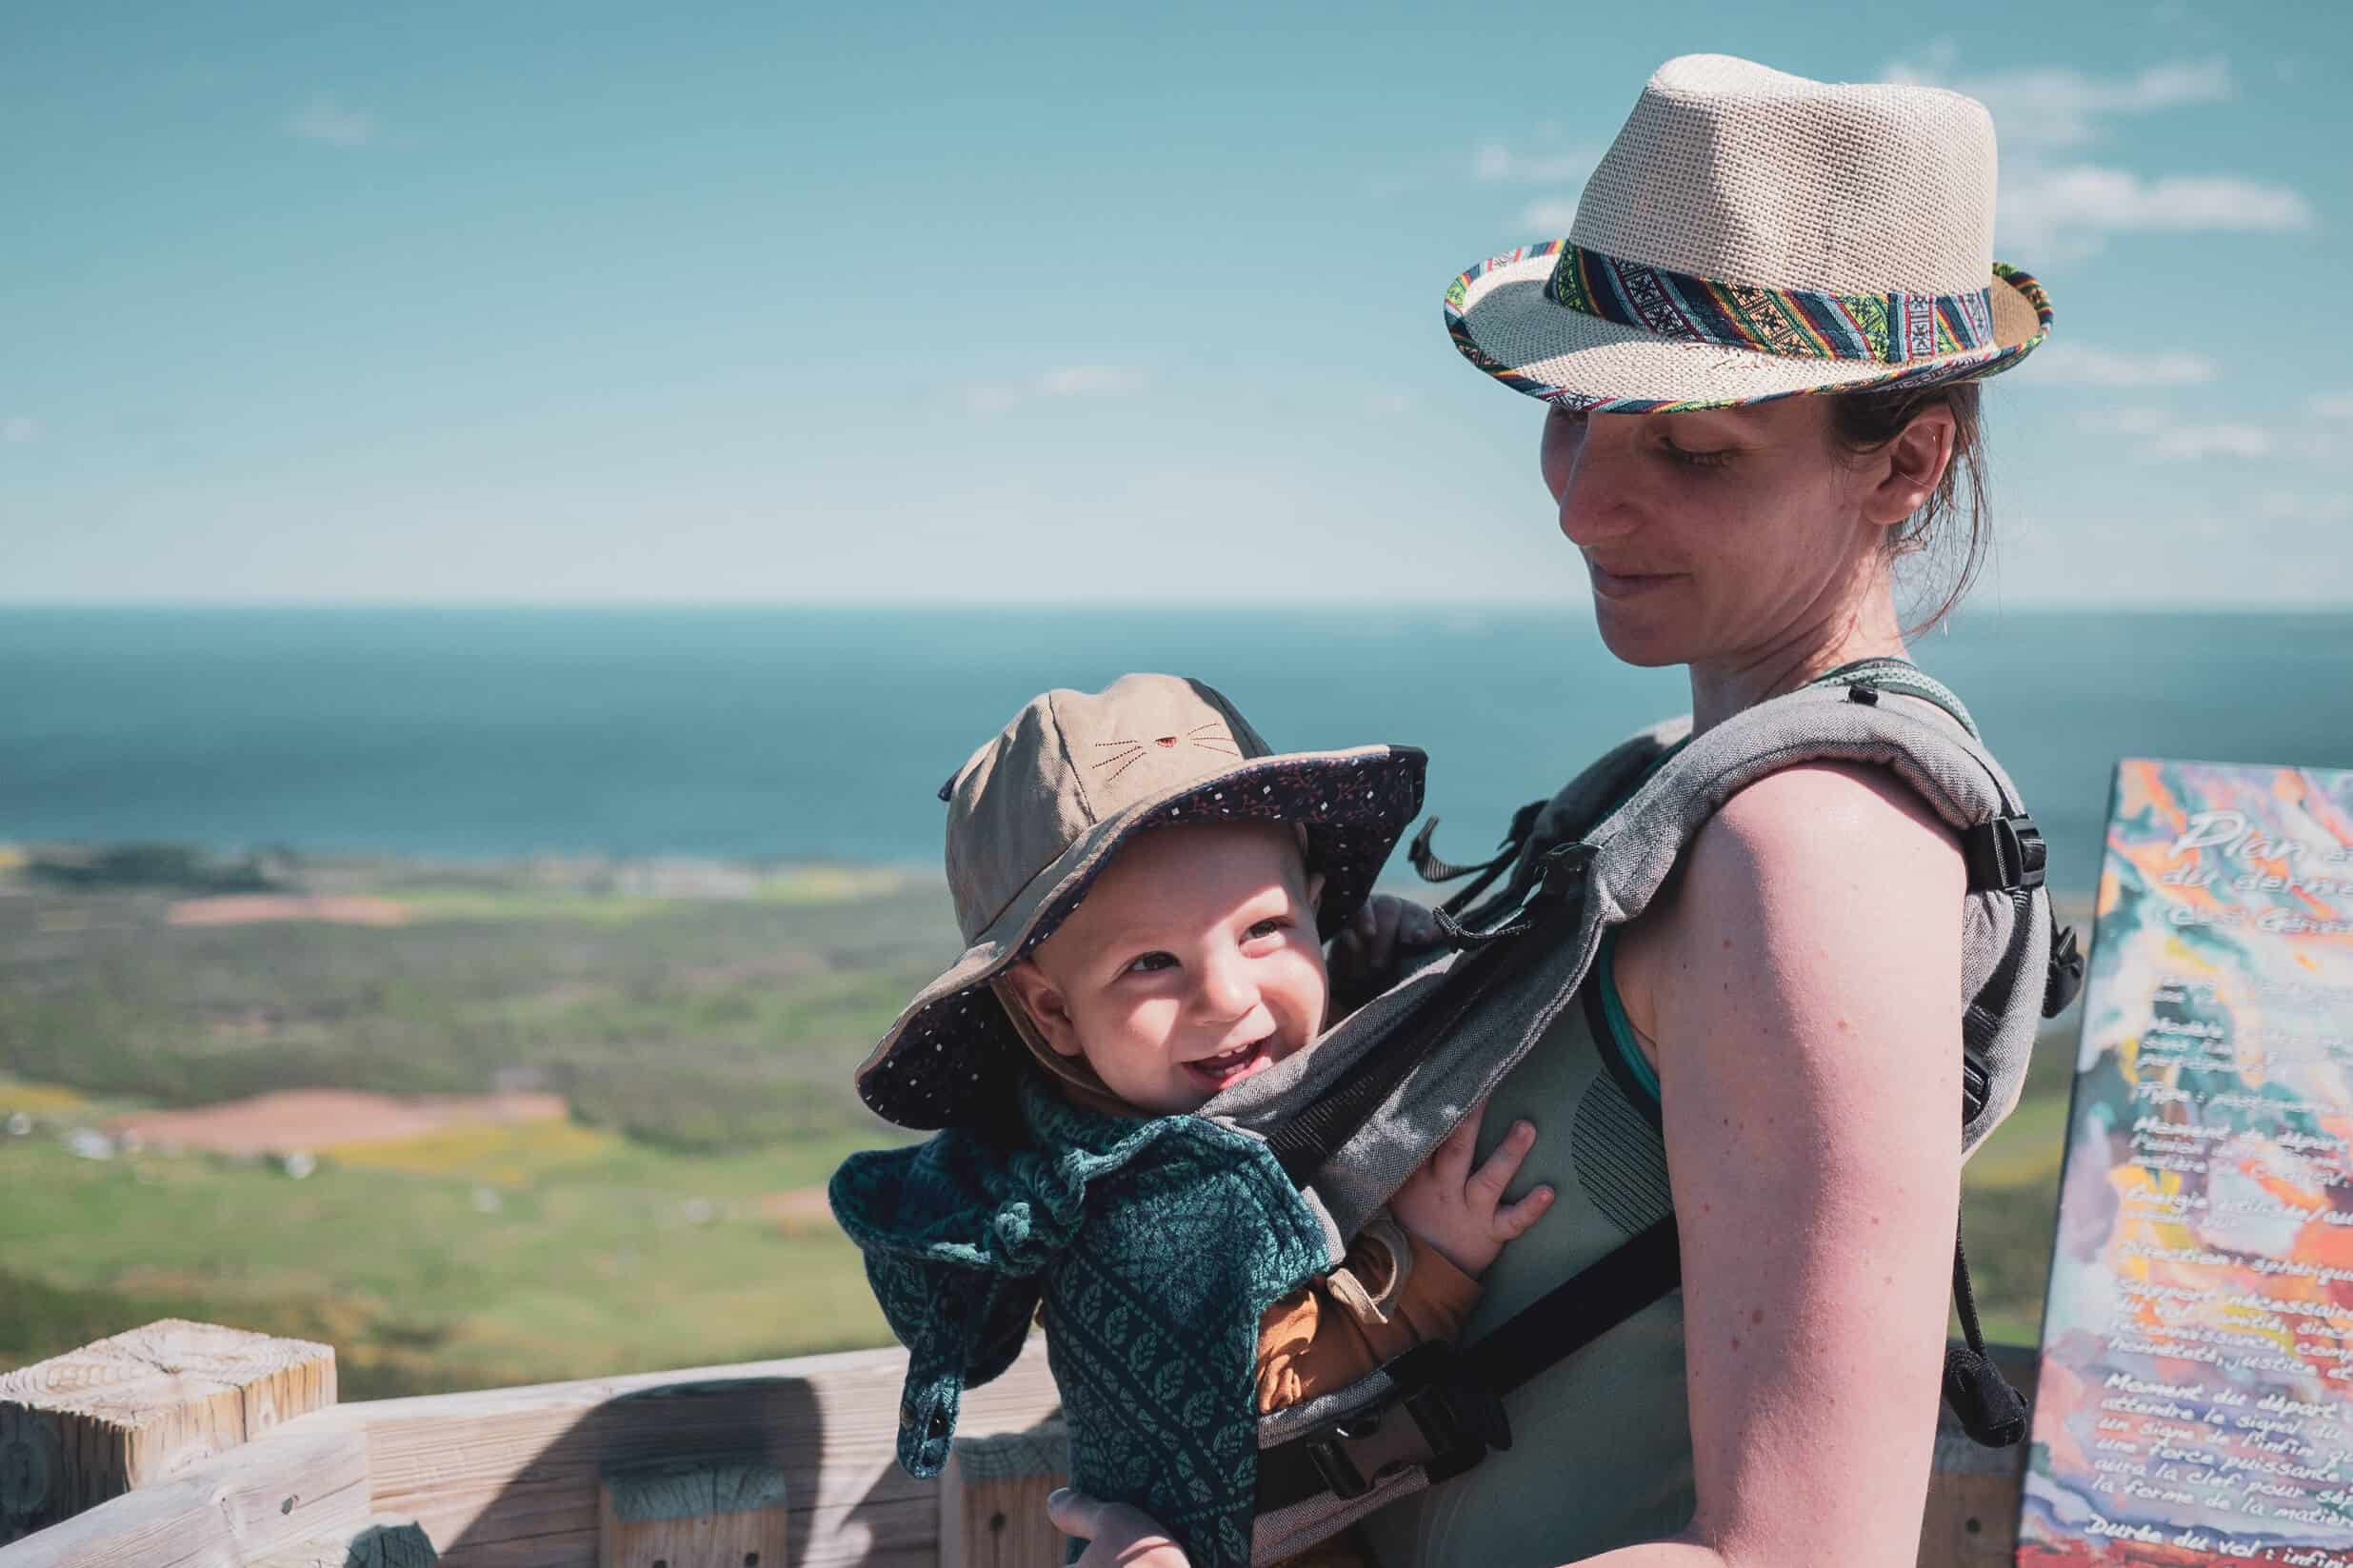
left=1051, top=52, right=2055, bottom=1567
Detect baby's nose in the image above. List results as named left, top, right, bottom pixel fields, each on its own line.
left=1193, top=947, right=1260, bottom=1021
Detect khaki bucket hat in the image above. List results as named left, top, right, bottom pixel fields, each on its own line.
left=855, top=673, right=1426, bottom=1130
left=1446, top=53, right=2054, bottom=412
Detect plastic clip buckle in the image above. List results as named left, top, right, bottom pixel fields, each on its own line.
left=1293, top=1343, right=1514, bottom=1501
left=1301, top=1409, right=1381, bottom=1501
left=1967, top=815, right=2047, bottom=894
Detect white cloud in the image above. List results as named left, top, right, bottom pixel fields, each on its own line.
left=2253, top=491, right=2353, bottom=522
left=1474, top=141, right=1598, bottom=184
left=288, top=99, right=377, bottom=148
left=1880, top=51, right=2308, bottom=259
left=2078, top=407, right=2274, bottom=461
left=1, top=415, right=36, bottom=445
left=962, top=365, right=1146, bottom=416
left=1036, top=366, right=1142, bottom=398
left=2031, top=345, right=2220, bottom=387
left=1481, top=135, right=1598, bottom=237
left=1881, top=55, right=2231, bottom=149
left=2311, top=393, right=2353, bottom=422
left=1515, top=197, right=1580, bottom=234
left=2001, top=165, right=2313, bottom=251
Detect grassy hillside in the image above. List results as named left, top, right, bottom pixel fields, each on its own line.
left=0, top=850, right=2089, bottom=1392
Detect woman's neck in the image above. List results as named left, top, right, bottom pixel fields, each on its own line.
left=1685, top=592, right=1908, bottom=738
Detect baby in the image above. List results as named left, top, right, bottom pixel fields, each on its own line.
left=831, top=673, right=1552, bottom=1566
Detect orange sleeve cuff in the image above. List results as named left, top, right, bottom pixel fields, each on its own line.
left=1252, top=1228, right=1486, bottom=1415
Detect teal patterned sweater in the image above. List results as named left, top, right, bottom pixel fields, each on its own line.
left=828, top=1075, right=1335, bottom=1567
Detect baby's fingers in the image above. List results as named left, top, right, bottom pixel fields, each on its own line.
left=1466, top=1118, right=1538, bottom=1205
left=1427, top=1096, right=1487, bottom=1184
left=1491, top=1183, right=1556, bottom=1241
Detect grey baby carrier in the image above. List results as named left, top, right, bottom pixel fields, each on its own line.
left=1207, top=656, right=2084, bottom=1560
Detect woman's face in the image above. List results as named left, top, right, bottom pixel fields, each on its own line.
left=1538, top=397, right=1899, bottom=670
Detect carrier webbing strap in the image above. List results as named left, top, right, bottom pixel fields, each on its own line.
left=1266, top=848, right=1592, bottom=1186
left=1458, top=1214, right=1681, bottom=1394
left=1254, top=1216, right=1682, bottom=1513
left=1259, top=661, right=2054, bottom=1517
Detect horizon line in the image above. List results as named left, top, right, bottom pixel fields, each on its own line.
left=5, top=597, right=2351, bottom=615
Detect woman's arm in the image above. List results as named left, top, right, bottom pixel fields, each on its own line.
left=1572, top=759, right=1965, bottom=1567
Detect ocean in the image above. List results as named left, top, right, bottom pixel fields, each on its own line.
left=6, top=605, right=2350, bottom=894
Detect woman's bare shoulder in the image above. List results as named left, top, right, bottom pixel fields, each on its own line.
left=1616, top=759, right=1964, bottom=1062
left=1704, top=757, right=1964, bottom=875
left=1643, top=758, right=1965, bottom=1008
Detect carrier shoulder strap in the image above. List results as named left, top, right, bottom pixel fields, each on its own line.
left=1257, top=662, right=2066, bottom=1516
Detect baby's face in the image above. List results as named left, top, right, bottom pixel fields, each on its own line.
left=1004, top=821, right=1327, bottom=1114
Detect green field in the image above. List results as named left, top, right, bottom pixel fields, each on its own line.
left=0, top=847, right=2089, bottom=1394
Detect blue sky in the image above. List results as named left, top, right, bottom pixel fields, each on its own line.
left=6, top=0, right=2348, bottom=610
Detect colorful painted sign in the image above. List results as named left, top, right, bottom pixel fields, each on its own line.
left=2021, top=759, right=2353, bottom=1566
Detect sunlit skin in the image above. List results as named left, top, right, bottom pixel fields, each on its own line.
left=1002, top=820, right=1556, bottom=1275
left=999, top=822, right=1331, bottom=1115
left=1540, top=397, right=1951, bottom=735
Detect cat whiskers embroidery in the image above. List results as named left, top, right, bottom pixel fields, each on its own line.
left=1091, top=723, right=1242, bottom=781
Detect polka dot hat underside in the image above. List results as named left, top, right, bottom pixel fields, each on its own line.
left=858, top=749, right=1426, bottom=1130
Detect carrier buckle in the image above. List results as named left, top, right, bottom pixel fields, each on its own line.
left=1295, top=1343, right=1512, bottom=1500
left=1964, top=814, right=2046, bottom=894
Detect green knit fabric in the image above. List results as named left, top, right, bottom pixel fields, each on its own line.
left=828, top=1075, right=1334, bottom=1567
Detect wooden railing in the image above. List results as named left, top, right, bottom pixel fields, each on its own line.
left=1, top=1321, right=2036, bottom=1568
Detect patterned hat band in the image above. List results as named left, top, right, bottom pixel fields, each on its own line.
left=1545, top=243, right=1998, bottom=366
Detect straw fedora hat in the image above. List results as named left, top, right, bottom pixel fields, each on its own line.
left=854, top=674, right=1425, bottom=1130
left=1446, top=53, right=2053, bottom=411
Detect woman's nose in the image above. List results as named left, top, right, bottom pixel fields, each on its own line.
left=1546, top=415, right=1641, bottom=546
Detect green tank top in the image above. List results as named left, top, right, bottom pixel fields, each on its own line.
left=1361, top=746, right=1695, bottom=1564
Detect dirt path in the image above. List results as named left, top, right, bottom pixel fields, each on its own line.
left=109, top=1089, right=568, bottom=1157
left=167, top=895, right=410, bottom=927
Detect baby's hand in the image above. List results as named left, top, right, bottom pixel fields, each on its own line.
left=1326, top=894, right=1442, bottom=1016
left=1388, top=1098, right=1553, bottom=1280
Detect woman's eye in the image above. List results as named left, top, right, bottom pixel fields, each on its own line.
left=1662, top=441, right=1732, bottom=470
left=1125, top=951, right=1178, bottom=975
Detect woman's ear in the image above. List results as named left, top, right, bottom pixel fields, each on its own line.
left=1860, top=403, right=1956, bottom=530
left=1000, top=959, right=1085, bottom=1059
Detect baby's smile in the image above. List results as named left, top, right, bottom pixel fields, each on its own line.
left=1182, top=1030, right=1285, bottom=1095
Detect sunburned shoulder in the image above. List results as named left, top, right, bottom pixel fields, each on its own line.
left=1706, top=758, right=1963, bottom=870
left=1677, top=759, right=1967, bottom=936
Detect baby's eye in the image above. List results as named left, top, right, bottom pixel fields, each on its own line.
left=1125, top=951, right=1179, bottom=975
left=1246, top=917, right=1289, bottom=941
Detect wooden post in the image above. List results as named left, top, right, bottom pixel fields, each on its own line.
left=939, top=1414, right=1067, bottom=1568
left=253, top=1518, right=439, bottom=1568
left=0, top=1319, right=336, bottom=1543
left=1914, top=1344, right=2037, bottom=1568
left=596, top=1459, right=787, bottom=1568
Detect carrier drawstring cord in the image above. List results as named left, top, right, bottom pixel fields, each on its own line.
left=1408, top=799, right=1548, bottom=920
left=1943, top=1223, right=2030, bottom=1446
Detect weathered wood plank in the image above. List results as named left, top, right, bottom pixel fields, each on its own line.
left=307, top=1340, right=1057, bottom=1568
left=0, top=1332, right=2038, bottom=1568
left=596, top=1460, right=785, bottom=1568
left=940, top=1417, right=1066, bottom=1568
left=250, top=1519, right=438, bottom=1568
left=1915, top=1343, right=2037, bottom=1568
left=0, top=1422, right=369, bottom=1568
left=1, top=1321, right=336, bottom=1542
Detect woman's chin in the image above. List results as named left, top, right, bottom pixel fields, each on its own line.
left=1591, top=604, right=1686, bottom=668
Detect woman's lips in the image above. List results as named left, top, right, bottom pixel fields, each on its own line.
left=1587, top=561, right=1681, bottom=600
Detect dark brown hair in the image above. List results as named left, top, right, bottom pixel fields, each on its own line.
left=1825, top=380, right=1987, bottom=639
